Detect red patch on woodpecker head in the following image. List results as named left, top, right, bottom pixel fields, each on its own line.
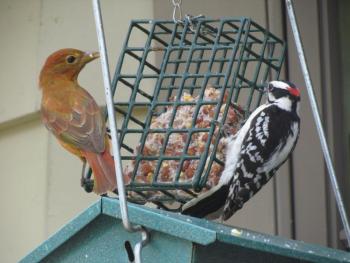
left=287, top=87, right=300, bottom=97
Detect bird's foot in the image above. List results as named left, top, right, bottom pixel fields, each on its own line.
left=81, top=177, right=94, bottom=193
left=220, top=124, right=234, bottom=138
left=212, top=120, right=233, bottom=138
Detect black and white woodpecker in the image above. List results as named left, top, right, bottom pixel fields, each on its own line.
left=182, top=80, right=301, bottom=220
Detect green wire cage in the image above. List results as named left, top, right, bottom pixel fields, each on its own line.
left=106, top=16, right=286, bottom=206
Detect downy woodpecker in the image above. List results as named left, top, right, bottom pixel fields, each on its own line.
left=182, top=80, right=301, bottom=220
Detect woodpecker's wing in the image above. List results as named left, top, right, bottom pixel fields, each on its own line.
left=222, top=104, right=300, bottom=220
left=41, top=88, right=105, bottom=153
left=218, top=104, right=269, bottom=185
left=181, top=104, right=270, bottom=218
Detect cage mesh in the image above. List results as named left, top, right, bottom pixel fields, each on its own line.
left=109, top=17, right=286, bottom=205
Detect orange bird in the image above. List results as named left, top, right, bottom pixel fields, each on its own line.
left=39, top=48, right=116, bottom=194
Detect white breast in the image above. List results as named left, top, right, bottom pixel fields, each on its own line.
left=219, top=104, right=270, bottom=185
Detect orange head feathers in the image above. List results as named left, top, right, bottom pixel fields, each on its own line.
left=39, top=48, right=100, bottom=87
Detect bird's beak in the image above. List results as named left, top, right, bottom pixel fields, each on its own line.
left=263, top=83, right=269, bottom=93
left=83, top=51, right=100, bottom=63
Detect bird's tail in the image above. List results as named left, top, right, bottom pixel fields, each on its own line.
left=181, top=184, right=229, bottom=218
left=83, top=149, right=117, bottom=195
left=222, top=185, right=250, bottom=220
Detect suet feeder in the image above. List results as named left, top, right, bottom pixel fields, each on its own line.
left=21, top=198, right=350, bottom=263
left=109, top=16, right=285, bottom=206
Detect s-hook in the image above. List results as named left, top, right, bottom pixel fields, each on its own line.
left=92, top=0, right=150, bottom=262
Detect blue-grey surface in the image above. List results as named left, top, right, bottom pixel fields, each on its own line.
left=193, top=242, right=311, bottom=263
left=20, top=201, right=101, bottom=263
left=20, top=197, right=350, bottom=263
left=102, top=197, right=216, bottom=245
left=41, top=215, right=192, bottom=263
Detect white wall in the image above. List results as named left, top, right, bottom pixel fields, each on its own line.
left=0, top=0, right=154, bottom=262
left=0, top=118, right=47, bottom=262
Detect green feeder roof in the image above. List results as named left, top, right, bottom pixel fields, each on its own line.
left=21, top=197, right=350, bottom=263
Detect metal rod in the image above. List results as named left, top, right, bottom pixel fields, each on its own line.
left=92, top=0, right=149, bottom=261
left=285, top=0, right=350, bottom=246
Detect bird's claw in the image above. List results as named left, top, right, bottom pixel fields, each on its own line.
left=212, top=120, right=233, bottom=138
left=81, top=177, right=94, bottom=193
left=220, top=124, right=234, bottom=138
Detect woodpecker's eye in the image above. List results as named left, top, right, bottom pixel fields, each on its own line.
left=66, top=55, right=76, bottom=64
left=268, top=83, right=274, bottom=91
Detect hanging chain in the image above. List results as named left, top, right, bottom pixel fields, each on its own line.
left=172, top=0, right=183, bottom=23
left=171, top=0, right=206, bottom=33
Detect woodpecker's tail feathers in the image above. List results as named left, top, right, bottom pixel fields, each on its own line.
left=222, top=188, right=249, bottom=220
left=181, top=184, right=229, bottom=218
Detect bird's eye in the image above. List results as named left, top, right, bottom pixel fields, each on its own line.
left=66, top=55, right=76, bottom=64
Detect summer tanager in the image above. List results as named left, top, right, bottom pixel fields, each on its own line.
left=39, top=48, right=116, bottom=194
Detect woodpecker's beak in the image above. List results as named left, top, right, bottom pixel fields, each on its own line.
left=263, top=83, right=272, bottom=93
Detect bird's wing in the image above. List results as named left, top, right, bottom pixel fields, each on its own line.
left=41, top=88, right=105, bottom=153
left=222, top=106, right=299, bottom=219
left=237, top=105, right=298, bottom=175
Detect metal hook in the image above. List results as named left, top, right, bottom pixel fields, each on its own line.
left=171, top=0, right=206, bottom=34
left=134, top=227, right=150, bottom=263
left=172, top=0, right=183, bottom=23
left=92, top=0, right=150, bottom=261
left=184, top=14, right=205, bottom=32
